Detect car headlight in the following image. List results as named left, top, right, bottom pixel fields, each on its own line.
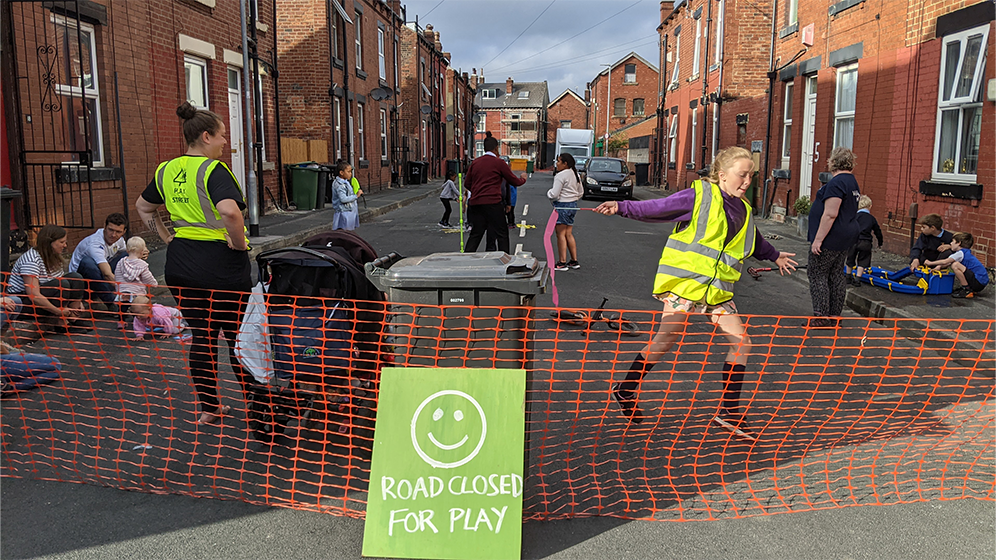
left=622, top=179, right=633, bottom=187
left=586, top=176, right=598, bottom=185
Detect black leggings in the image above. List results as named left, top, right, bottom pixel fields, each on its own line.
left=167, top=282, right=252, bottom=412
left=466, top=203, right=510, bottom=253
left=440, top=198, right=453, bottom=224
left=808, top=249, right=848, bottom=317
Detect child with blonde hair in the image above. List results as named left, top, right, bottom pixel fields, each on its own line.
left=846, top=195, right=883, bottom=283
left=115, top=237, right=157, bottom=302
left=129, top=295, right=189, bottom=340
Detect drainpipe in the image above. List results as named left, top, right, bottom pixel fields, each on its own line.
left=760, top=0, right=780, bottom=218
left=699, top=0, right=712, bottom=167
left=239, top=0, right=259, bottom=236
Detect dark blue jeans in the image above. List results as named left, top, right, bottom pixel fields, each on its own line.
left=75, top=250, right=127, bottom=304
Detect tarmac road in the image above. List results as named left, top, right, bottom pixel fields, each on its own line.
left=2, top=172, right=993, bottom=559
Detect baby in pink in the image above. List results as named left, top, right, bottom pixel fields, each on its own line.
left=115, top=236, right=157, bottom=301
left=129, top=296, right=188, bottom=340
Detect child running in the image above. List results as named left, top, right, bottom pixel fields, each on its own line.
left=594, top=146, right=797, bottom=439
left=438, top=170, right=459, bottom=227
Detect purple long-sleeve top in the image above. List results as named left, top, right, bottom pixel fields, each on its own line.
left=617, top=189, right=781, bottom=262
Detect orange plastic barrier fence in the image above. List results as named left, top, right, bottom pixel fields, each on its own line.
left=1, top=286, right=993, bottom=522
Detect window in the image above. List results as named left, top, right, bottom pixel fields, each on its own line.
left=560, top=120, right=572, bottom=128
left=476, top=114, right=486, bottom=132
left=781, top=82, right=794, bottom=164
left=184, top=55, right=209, bottom=109
left=334, top=97, right=342, bottom=160
left=379, top=108, right=388, bottom=161
left=510, top=144, right=521, bottom=156
left=787, top=0, right=798, bottom=26
left=668, top=114, right=678, bottom=164
left=439, top=72, right=444, bottom=109
left=482, top=89, right=497, bottom=99
left=633, top=99, right=645, bottom=116
left=692, top=17, right=702, bottom=77
left=689, top=107, right=698, bottom=166
left=833, top=64, right=857, bottom=150
left=518, top=91, right=529, bottom=99
left=476, top=141, right=484, bottom=157
left=394, top=38, right=400, bottom=88
left=714, top=0, right=724, bottom=66
left=613, top=98, right=625, bottom=116
left=624, top=63, right=636, bottom=83
left=670, top=32, right=681, bottom=87
left=332, top=13, right=338, bottom=59
left=255, top=71, right=266, bottom=161
left=421, top=120, right=427, bottom=158
left=356, top=102, right=365, bottom=159
left=354, top=12, right=363, bottom=69
left=933, top=24, right=988, bottom=181
left=53, top=15, right=103, bottom=166
left=378, top=28, right=386, bottom=80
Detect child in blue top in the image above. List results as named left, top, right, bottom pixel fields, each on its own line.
left=332, top=161, right=363, bottom=230
left=925, top=232, right=989, bottom=299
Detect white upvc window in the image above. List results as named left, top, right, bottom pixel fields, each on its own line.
left=334, top=97, right=342, bottom=160
left=714, top=0, right=724, bottom=66
left=379, top=108, right=388, bottom=161
left=184, top=55, right=209, bottom=109
left=689, top=107, right=698, bottom=166
left=669, top=32, right=681, bottom=87
left=624, top=63, right=636, bottom=83
left=833, top=64, right=857, bottom=150
left=560, top=120, right=572, bottom=128
left=255, top=71, right=267, bottom=161
left=476, top=141, right=484, bottom=157
left=356, top=102, right=365, bottom=159
left=421, top=120, right=427, bottom=159
left=933, top=24, right=989, bottom=182
left=331, top=13, right=338, bottom=59
left=668, top=114, right=678, bottom=164
left=692, top=17, right=702, bottom=78
left=354, top=12, right=363, bottom=70
left=787, top=0, right=798, bottom=26
left=476, top=114, right=486, bottom=132
left=378, top=28, right=386, bottom=80
left=781, top=81, right=793, bottom=166
left=518, top=91, right=529, bottom=99
left=393, top=38, right=400, bottom=88
left=52, top=14, right=104, bottom=166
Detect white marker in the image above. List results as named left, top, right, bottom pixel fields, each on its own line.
left=519, top=221, right=526, bottom=238
left=522, top=204, right=529, bottom=216
left=514, top=243, right=523, bottom=254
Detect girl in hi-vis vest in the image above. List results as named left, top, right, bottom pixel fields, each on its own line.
left=594, top=147, right=797, bottom=440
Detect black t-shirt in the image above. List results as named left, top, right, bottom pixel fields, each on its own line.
left=808, top=172, right=860, bottom=252
left=141, top=161, right=251, bottom=290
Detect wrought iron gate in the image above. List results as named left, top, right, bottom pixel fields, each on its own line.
left=4, top=0, right=95, bottom=230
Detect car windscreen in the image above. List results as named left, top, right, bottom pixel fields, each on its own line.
left=589, top=159, right=626, bottom=173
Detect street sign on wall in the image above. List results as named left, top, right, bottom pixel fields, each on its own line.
left=362, top=367, right=527, bottom=560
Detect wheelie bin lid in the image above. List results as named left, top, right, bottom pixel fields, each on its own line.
left=365, top=251, right=548, bottom=294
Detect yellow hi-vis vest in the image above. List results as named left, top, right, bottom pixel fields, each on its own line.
left=652, top=179, right=756, bottom=305
left=154, top=156, right=248, bottom=244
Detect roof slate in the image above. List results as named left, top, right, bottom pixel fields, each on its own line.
left=475, top=81, right=550, bottom=109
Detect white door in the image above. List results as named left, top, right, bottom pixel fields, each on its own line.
left=227, top=67, right=246, bottom=189
left=799, top=75, right=818, bottom=198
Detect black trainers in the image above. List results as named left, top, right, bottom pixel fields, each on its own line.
left=567, top=260, right=581, bottom=269
left=952, top=286, right=975, bottom=299
left=554, top=262, right=569, bottom=271
left=611, top=384, right=644, bottom=424
left=712, top=410, right=757, bottom=441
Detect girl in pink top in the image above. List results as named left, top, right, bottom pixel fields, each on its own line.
left=129, top=295, right=189, bottom=340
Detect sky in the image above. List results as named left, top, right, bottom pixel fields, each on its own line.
left=399, top=0, right=662, bottom=100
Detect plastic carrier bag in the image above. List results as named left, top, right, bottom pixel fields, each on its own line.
left=236, top=282, right=274, bottom=383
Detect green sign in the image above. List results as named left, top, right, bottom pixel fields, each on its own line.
left=362, top=367, right=526, bottom=560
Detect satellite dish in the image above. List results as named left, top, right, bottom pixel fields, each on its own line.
left=370, top=87, right=394, bottom=101
left=420, top=105, right=432, bottom=114
left=472, top=114, right=481, bottom=123
left=445, top=115, right=454, bottom=122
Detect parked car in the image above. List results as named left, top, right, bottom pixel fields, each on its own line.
left=574, top=156, right=589, bottom=172
left=581, top=157, right=634, bottom=200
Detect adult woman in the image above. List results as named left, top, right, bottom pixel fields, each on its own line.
left=807, top=147, right=860, bottom=328
left=547, top=153, right=584, bottom=270
left=136, top=102, right=253, bottom=426
left=6, top=224, right=86, bottom=334
left=595, top=147, right=796, bottom=438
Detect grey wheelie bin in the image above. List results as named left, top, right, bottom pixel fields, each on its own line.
left=365, top=251, right=548, bottom=369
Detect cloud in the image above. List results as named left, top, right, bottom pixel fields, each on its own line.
left=402, top=0, right=660, bottom=97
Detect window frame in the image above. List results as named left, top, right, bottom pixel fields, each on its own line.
left=377, top=27, right=386, bottom=80
left=613, top=98, right=626, bottom=117
left=668, top=114, right=678, bottom=164
left=184, top=55, right=209, bottom=109
left=255, top=71, right=266, bottom=162
left=560, top=120, right=572, bottom=128
left=476, top=141, right=484, bottom=157
left=624, top=63, right=636, bottom=83
left=833, top=64, right=858, bottom=150
left=482, top=88, right=496, bottom=100
left=692, top=17, right=702, bottom=78
left=356, top=102, right=365, bottom=159
left=379, top=108, right=388, bottom=161
left=714, top=0, right=724, bottom=66
left=633, top=98, right=645, bottom=117
left=52, top=14, right=104, bottom=167
left=421, top=120, right=427, bottom=159
left=781, top=81, right=794, bottom=166
left=354, top=11, right=363, bottom=70
left=669, top=32, right=681, bottom=87
left=787, top=0, right=798, bottom=26
left=689, top=107, right=698, bottom=166
left=932, top=24, right=989, bottom=182
left=476, top=113, right=486, bottom=132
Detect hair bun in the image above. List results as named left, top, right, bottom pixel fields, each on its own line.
left=485, top=131, right=493, bottom=138
left=176, top=101, right=198, bottom=120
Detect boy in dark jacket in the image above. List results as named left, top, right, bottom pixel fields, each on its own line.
left=846, top=195, right=883, bottom=284
left=909, top=213, right=953, bottom=270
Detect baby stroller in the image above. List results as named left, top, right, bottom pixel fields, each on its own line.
left=245, top=230, right=391, bottom=444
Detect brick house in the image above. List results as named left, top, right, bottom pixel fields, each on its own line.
left=545, top=89, right=589, bottom=163
left=473, top=77, right=549, bottom=167
left=766, top=0, right=994, bottom=263
left=398, top=22, right=451, bottom=181
left=586, top=52, right=659, bottom=156
left=277, top=0, right=404, bottom=193
left=656, top=0, right=771, bottom=194
left=444, top=66, right=476, bottom=169
left=2, top=0, right=279, bottom=248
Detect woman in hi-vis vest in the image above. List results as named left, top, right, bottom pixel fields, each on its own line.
left=136, top=102, right=253, bottom=426
left=594, top=147, right=797, bottom=440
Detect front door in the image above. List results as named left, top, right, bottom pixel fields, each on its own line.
left=799, top=75, right=818, bottom=198
left=227, top=67, right=246, bottom=189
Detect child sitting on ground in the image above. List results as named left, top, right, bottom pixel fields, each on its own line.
left=909, top=213, right=953, bottom=271
left=846, top=195, right=883, bottom=284
left=925, top=232, right=990, bottom=299
left=115, top=237, right=157, bottom=305
left=129, top=295, right=190, bottom=339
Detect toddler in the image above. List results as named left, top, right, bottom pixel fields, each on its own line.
left=115, top=236, right=157, bottom=304
left=129, top=295, right=189, bottom=340
left=332, top=161, right=363, bottom=231
left=846, top=195, right=883, bottom=283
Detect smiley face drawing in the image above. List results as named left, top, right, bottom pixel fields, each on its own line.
left=410, top=390, right=487, bottom=469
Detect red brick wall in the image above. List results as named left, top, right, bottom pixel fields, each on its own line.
left=547, top=92, right=589, bottom=144
left=588, top=54, right=659, bottom=140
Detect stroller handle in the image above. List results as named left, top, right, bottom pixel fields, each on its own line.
left=367, top=252, right=404, bottom=271
left=256, top=246, right=350, bottom=270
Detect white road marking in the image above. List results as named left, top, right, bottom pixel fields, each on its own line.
left=514, top=243, right=523, bottom=254
left=522, top=204, right=529, bottom=216
left=625, top=231, right=655, bottom=235
left=519, top=221, right=527, bottom=237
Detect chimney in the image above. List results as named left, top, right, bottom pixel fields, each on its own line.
left=506, top=77, right=513, bottom=95
left=660, top=1, right=674, bottom=24
left=584, top=89, right=590, bottom=104
left=424, top=24, right=434, bottom=41
left=470, top=68, right=477, bottom=88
